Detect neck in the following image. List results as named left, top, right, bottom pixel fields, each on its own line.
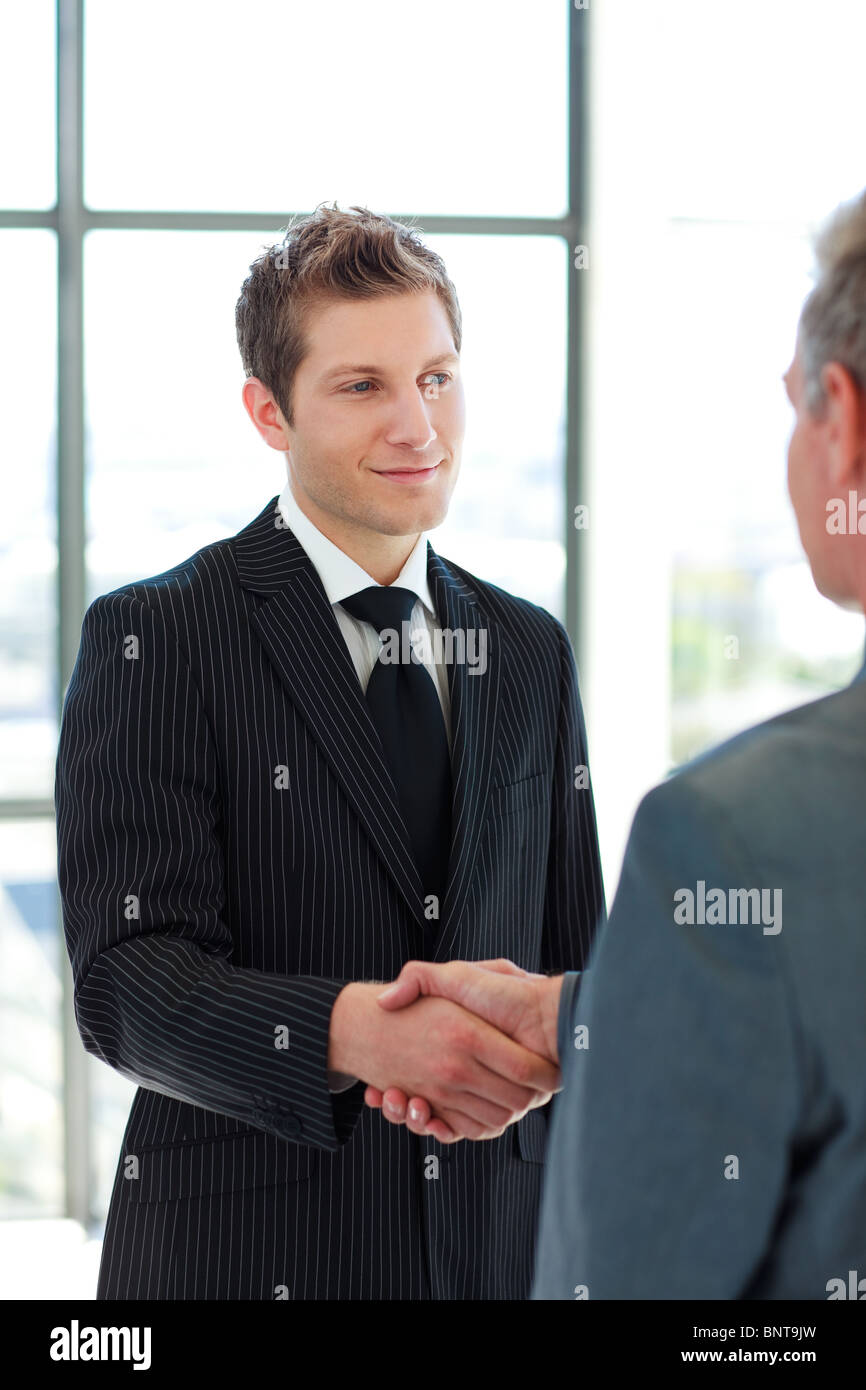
left=289, top=479, right=419, bottom=586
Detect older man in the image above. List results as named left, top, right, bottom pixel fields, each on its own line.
left=370, top=187, right=866, bottom=1300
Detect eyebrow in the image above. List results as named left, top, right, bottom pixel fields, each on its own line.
left=320, top=350, right=460, bottom=383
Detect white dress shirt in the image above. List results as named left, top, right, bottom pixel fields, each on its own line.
left=276, top=477, right=453, bottom=1093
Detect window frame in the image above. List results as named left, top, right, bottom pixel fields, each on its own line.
left=0, top=0, right=588, bottom=1227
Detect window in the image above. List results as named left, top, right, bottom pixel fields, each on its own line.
left=585, top=0, right=866, bottom=884
left=1, top=0, right=581, bottom=1230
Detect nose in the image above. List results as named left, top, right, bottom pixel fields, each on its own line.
left=383, top=383, right=438, bottom=452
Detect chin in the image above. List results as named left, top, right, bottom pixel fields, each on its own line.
left=813, top=568, right=857, bottom=609
left=386, top=500, right=451, bottom=535
left=831, top=592, right=863, bottom=614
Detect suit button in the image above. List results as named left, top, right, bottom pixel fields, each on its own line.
left=281, top=1115, right=302, bottom=1138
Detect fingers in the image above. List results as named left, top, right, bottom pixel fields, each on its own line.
left=380, top=1088, right=410, bottom=1123
left=469, top=1016, right=561, bottom=1096
left=459, top=1058, right=554, bottom=1121
left=393, top=1043, right=548, bottom=1126
left=375, top=1089, right=460, bottom=1144
left=366, top=1086, right=436, bottom=1132
left=528, top=1085, right=559, bottom=1106
left=366, top=982, right=557, bottom=1138
left=393, top=1093, right=433, bottom=1131
left=418, top=1107, right=469, bottom=1143
left=375, top=957, right=538, bottom=1013
left=374, top=1005, right=558, bottom=1122
left=374, top=1087, right=514, bottom=1145
left=450, top=1082, right=522, bottom=1129
left=422, top=1117, right=459, bottom=1143
left=434, top=1105, right=510, bottom=1141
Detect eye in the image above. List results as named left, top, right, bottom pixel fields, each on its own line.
left=343, top=380, right=376, bottom=395
left=420, top=372, right=451, bottom=399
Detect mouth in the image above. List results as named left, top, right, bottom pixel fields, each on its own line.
left=373, top=461, right=443, bottom=485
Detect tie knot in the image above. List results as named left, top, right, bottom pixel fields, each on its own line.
left=341, top=585, right=418, bottom=635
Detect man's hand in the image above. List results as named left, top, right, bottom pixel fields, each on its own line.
left=362, top=960, right=565, bottom=1143
left=328, top=979, right=561, bottom=1142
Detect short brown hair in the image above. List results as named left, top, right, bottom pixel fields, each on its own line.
left=235, top=202, right=462, bottom=428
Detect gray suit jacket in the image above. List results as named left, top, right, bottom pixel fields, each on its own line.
left=535, top=645, right=866, bottom=1299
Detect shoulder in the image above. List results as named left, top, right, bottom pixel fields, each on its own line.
left=85, top=525, right=241, bottom=629
left=432, top=550, right=569, bottom=657
left=635, top=677, right=866, bottom=844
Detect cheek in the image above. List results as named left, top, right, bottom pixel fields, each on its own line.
left=786, top=423, right=810, bottom=504
left=453, top=387, right=467, bottom=434
left=438, top=382, right=465, bottom=436
left=786, top=427, right=798, bottom=493
left=788, top=428, right=833, bottom=559
left=319, top=413, right=375, bottom=470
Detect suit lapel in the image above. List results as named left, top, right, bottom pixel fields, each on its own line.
left=233, top=496, right=502, bottom=948
left=234, top=496, right=426, bottom=924
left=427, top=546, right=501, bottom=959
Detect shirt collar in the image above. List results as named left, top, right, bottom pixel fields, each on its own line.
left=277, top=477, right=437, bottom=615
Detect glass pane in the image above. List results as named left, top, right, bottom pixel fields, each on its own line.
left=84, top=230, right=566, bottom=614
left=84, top=0, right=568, bottom=217
left=0, top=819, right=63, bottom=1218
left=0, top=1, right=55, bottom=210
left=429, top=235, right=567, bottom=617
left=586, top=0, right=866, bottom=890
left=84, top=229, right=281, bottom=600
left=660, top=0, right=866, bottom=223
left=90, top=1054, right=135, bottom=1224
left=664, top=222, right=865, bottom=765
left=0, top=231, right=57, bottom=800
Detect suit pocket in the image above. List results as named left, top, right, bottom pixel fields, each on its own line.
left=122, top=1128, right=318, bottom=1204
left=487, top=771, right=549, bottom=819
left=513, top=1106, right=549, bottom=1164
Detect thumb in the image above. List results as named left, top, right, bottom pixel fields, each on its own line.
left=376, top=963, right=429, bottom=1010
left=473, top=958, right=536, bottom=978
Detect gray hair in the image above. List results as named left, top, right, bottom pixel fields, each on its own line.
left=799, top=188, right=866, bottom=415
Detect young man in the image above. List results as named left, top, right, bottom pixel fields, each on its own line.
left=55, top=203, right=604, bottom=1299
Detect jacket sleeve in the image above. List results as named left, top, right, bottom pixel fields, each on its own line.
left=55, top=591, right=365, bottom=1152
left=540, top=618, right=606, bottom=980
left=536, top=619, right=605, bottom=1146
left=531, top=776, right=803, bottom=1299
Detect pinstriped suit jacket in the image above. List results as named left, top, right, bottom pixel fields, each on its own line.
left=55, top=493, right=604, bottom=1300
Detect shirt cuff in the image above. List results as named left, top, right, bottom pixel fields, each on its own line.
left=327, top=1069, right=360, bottom=1093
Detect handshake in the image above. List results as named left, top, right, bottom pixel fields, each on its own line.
left=327, top=960, right=565, bottom=1145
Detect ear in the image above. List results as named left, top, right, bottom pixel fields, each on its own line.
left=821, top=362, right=866, bottom=490
left=241, top=378, right=291, bottom=452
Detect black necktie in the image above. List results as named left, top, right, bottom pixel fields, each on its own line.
left=341, top=585, right=452, bottom=915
